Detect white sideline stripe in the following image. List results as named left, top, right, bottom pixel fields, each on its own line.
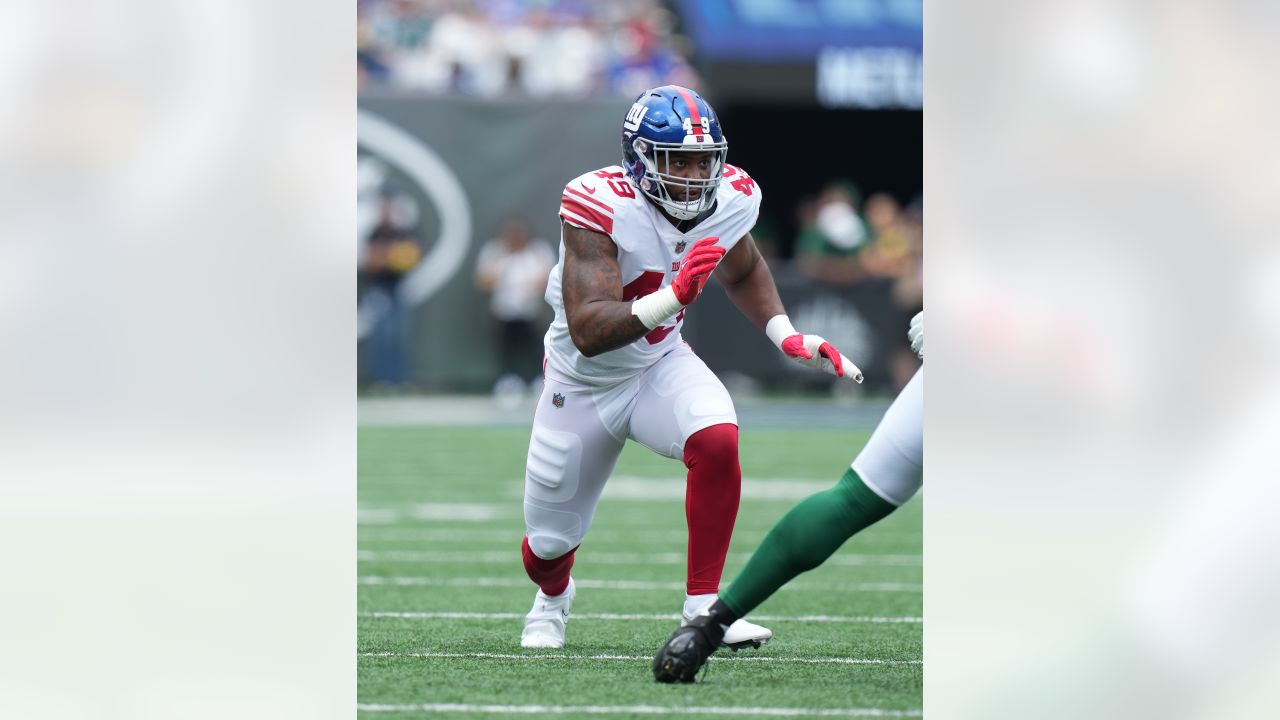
left=361, top=611, right=922, bottom=623
left=357, top=702, right=920, bottom=717
left=605, top=476, right=835, bottom=501
left=361, top=476, right=870, bottom=509
left=357, top=550, right=921, bottom=567
left=358, top=651, right=921, bottom=667
left=358, top=576, right=922, bottom=593
left=358, top=503, right=512, bottom=525
left=357, top=527, right=921, bottom=546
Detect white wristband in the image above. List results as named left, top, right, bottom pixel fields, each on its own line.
left=765, top=314, right=799, bottom=348
left=631, top=285, right=684, bottom=330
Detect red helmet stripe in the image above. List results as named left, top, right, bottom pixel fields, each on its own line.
left=674, top=87, right=703, bottom=136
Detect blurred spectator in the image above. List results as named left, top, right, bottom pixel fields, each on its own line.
left=357, top=0, right=696, bottom=97
left=794, top=180, right=868, bottom=284
left=887, top=198, right=923, bottom=390
left=516, top=10, right=606, bottom=96
left=857, top=192, right=912, bottom=279
left=475, top=218, right=556, bottom=407
left=607, top=11, right=693, bottom=97
left=893, top=197, right=924, bottom=309
left=361, top=192, right=424, bottom=387
left=787, top=183, right=923, bottom=393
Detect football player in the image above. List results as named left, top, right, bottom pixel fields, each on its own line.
left=519, top=85, right=862, bottom=649
left=652, top=312, right=924, bottom=682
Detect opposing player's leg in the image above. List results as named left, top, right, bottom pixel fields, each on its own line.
left=629, top=344, right=772, bottom=650
left=723, top=367, right=923, bottom=616
left=520, top=372, right=627, bottom=648
left=654, top=367, right=923, bottom=682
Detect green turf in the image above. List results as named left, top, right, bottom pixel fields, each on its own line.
left=359, top=425, right=922, bottom=719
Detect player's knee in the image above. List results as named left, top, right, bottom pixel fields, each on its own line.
left=525, top=426, right=581, bottom=503
left=683, top=423, right=740, bottom=473
left=527, top=533, right=576, bottom=560
left=846, top=456, right=921, bottom=507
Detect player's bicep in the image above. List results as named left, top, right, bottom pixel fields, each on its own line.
left=714, top=232, right=763, bottom=286
left=561, top=222, right=623, bottom=315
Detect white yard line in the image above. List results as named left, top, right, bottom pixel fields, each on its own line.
left=604, top=476, right=837, bottom=501
left=359, top=528, right=530, bottom=543
left=357, top=702, right=921, bottom=717
left=360, top=611, right=922, bottom=623
left=358, top=576, right=922, bottom=593
left=357, top=550, right=921, bottom=567
left=358, top=503, right=514, bottom=525
left=356, top=528, right=919, bottom=546
left=362, top=475, right=919, bottom=510
left=358, top=651, right=920, bottom=667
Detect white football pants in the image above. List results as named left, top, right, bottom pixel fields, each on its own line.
left=852, top=366, right=923, bottom=506
left=523, top=343, right=737, bottom=560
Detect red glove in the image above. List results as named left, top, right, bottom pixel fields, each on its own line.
left=780, top=335, right=854, bottom=379
left=671, top=237, right=725, bottom=305
left=768, top=315, right=864, bottom=383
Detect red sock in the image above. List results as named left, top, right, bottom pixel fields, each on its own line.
left=683, top=423, right=742, bottom=596
left=521, top=536, right=575, bottom=596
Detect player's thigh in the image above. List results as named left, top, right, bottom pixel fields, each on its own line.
left=852, top=366, right=923, bottom=506
left=523, top=376, right=625, bottom=555
left=628, top=345, right=737, bottom=460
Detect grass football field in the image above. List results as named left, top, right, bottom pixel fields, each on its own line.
left=358, top=424, right=922, bottom=719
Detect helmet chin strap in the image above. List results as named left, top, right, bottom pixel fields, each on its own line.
left=663, top=203, right=700, bottom=221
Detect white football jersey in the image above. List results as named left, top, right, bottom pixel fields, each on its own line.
left=543, top=164, right=762, bottom=386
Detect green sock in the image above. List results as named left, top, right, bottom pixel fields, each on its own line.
left=720, top=467, right=897, bottom=617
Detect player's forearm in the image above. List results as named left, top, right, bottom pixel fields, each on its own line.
left=568, top=300, right=649, bottom=357
left=722, top=254, right=786, bottom=331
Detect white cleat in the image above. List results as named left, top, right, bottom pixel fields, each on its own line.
left=682, top=595, right=772, bottom=651
left=521, top=577, right=575, bottom=649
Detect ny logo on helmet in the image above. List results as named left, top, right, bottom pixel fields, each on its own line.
left=623, top=103, right=648, bottom=132
left=552, top=393, right=565, bottom=408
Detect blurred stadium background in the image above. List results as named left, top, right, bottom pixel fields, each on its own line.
left=357, top=0, right=922, bottom=403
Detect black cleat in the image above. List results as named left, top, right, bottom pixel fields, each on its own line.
left=652, top=610, right=727, bottom=683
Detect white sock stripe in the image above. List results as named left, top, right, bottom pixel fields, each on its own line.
left=357, top=702, right=922, bottom=717
left=360, top=611, right=922, bottom=623
left=357, top=576, right=922, bottom=592
left=358, top=651, right=921, bottom=666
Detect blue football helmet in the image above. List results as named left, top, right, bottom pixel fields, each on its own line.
left=621, top=85, right=728, bottom=220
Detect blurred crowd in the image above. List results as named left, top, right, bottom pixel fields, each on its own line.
left=790, top=181, right=923, bottom=310
left=764, top=181, right=924, bottom=391
left=358, top=0, right=701, bottom=96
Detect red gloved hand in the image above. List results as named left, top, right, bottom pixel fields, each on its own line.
left=776, top=334, right=863, bottom=382
left=779, top=335, right=839, bottom=375
left=670, top=237, right=725, bottom=305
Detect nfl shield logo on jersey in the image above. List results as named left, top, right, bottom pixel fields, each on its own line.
left=552, top=393, right=565, bottom=408
left=675, top=240, right=687, bottom=253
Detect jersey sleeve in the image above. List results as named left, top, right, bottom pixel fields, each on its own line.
left=559, top=172, right=617, bottom=237
left=719, top=164, right=763, bottom=245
